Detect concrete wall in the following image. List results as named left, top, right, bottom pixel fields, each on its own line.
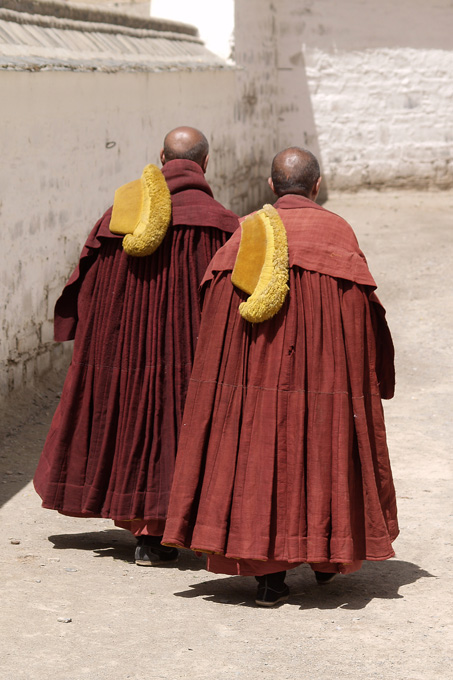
left=0, top=67, right=238, bottom=396
left=299, top=0, right=453, bottom=190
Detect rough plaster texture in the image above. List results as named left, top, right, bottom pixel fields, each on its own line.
left=2, top=1, right=321, bottom=397
left=273, top=1, right=328, bottom=202
left=232, top=0, right=278, bottom=212
left=0, top=43, right=318, bottom=396
left=0, top=68, right=238, bottom=396
left=296, top=0, right=453, bottom=190
left=233, top=0, right=324, bottom=211
left=305, top=48, right=453, bottom=190
left=294, top=0, right=453, bottom=52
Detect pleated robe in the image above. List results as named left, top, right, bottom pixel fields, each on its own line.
left=33, top=160, right=238, bottom=525
left=162, top=195, right=398, bottom=574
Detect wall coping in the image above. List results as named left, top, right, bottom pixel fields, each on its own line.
left=1, top=0, right=199, bottom=37
left=0, top=0, right=235, bottom=71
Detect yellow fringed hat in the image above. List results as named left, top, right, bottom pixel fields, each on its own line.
left=231, top=204, right=289, bottom=323
left=109, top=164, right=172, bottom=257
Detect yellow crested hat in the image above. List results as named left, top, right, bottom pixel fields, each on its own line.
left=109, top=164, right=172, bottom=257
left=231, top=204, right=289, bottom=323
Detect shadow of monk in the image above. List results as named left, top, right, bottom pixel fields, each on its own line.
left=47, top=530, right=206, bottom=572
left=173, top=560, right=436, bottom=609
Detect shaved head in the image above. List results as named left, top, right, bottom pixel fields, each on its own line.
left=271, top=147, right=321, bottom=198
left=162, top=126, right=209, bottom=168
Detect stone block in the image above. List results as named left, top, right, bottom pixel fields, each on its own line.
left=36, top=351, right=52, bottom=377
left=23, top=358, right=36, bottom=389
left=41, top=320, right=55, bottom=345
left=46, top=285, right=64, bottom=321
left=16, top=330, right=40, bottom=356
left=8, top=362, right=24, bottom=394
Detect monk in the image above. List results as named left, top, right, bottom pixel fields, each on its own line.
left=162, top=147, right=398, bottom=606
left=34, top=127, right=238, bottom=566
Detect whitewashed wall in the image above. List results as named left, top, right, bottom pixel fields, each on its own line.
left=2, top=0, right=452, bottom=397
left=233, top=0, right=325, bottom=211
left=0, top=68, right=238, bottom=396
left=149, top=0, right=453, bottom=192
left=299, top=0, right=453, bottom=190
left=306, top=48, right=453, bottom=190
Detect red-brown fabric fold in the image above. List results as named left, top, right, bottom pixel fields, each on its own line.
left=162, top=199, right=398, bottom=569
left=34, top=160, right=238, bottom=521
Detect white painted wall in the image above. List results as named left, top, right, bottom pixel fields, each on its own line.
left=306, top=48, right=453, bottom=190
left=0, top=2, right=321, bottom=397
left=2, top=0, right=452, bottom=396
left=298, top=0, right=453, bottom=190
left=0, top=68, right=238, bottom=396
left=166, top=0, right=453, bottom=191
left=232, top=0, right=325, bottom=208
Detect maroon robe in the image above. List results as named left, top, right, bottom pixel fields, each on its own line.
left=162, top=194, right=398, bottom=574
left=34, top=159, right=238, bottom=524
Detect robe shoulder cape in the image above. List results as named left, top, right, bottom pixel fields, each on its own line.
left=54, top=160, right=238, bottom=342
left=34, top=159, right=239, bottom=521
left=162, top=194, right=398, bottom=571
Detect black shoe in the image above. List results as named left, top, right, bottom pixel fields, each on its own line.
left=255, top=571, right=289, bottom=607
left=314, top=571, right=337, bottom=585
left=134, top=536, right=179, bottom=566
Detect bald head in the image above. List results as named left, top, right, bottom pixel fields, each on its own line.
left=161, top=126, right=209, bottom=171
left=270, top=147, right=321, bottom=199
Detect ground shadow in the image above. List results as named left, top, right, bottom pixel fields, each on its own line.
left=0, top=370, right=66, bottom=508
left=174, top=559, right=436, bottom=609
left=47, top=529, right=207, bottom=572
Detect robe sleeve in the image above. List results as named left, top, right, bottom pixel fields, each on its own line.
left=54, top=208, right=120, bottom=341
left=369, top=290, right=395, bottom=400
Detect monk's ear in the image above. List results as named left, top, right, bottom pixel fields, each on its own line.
left=202, top=154, right=209, bottom=173
left=268, top=177, right=277, bottom=195
left=160, top=148, right=166, bottom=166
left=312, top=176, right=322, bottom=200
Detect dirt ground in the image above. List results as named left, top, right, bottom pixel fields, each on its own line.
left=1, top=190, right=452, bottom=680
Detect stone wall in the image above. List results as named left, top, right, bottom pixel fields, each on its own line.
left=299, top=0, right=453, bottom=190
left=306, top=48, right=453, bottom=190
